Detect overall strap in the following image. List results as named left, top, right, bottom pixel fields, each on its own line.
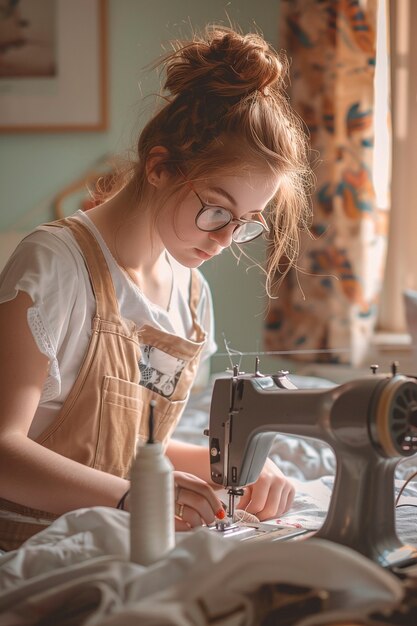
left=189, top=269, right=202, bottom=322
left=48, top=217, right=121, bottom=322
left=188, top=269, right=207, bottom=343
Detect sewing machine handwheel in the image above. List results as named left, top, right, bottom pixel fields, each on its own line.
left=375, top=376, right=417, bottom=457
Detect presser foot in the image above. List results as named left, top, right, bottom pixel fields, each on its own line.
left=208, top=485, right=309, bottom=541
left=214, top=518, right=240, bottom=532
left=208, top=518, right=308, bottom=542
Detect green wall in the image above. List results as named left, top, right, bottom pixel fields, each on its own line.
left=0, top=0, right=288, bottom=376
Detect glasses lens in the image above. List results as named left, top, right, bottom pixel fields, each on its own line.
left=232, top=222, right=265, bottom=244
left=196, top=207, right=232, bottom=231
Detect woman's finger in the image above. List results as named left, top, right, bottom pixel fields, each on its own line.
left=175, top=484, right=219, bottom=525
left=173, top=471, right=224, bottom=524
left=257, top=480, right=295, bottom=519
left=235, top=486, right=253, bottom=512
left=279, top=482, right=295, bottom=515
left=174, top=515, right=191, bottom=532
left=174, top=501, right=203, bottom=527
left=237, top=477, right=270, bottom=516
left=236, top=472, right=296, bottom=520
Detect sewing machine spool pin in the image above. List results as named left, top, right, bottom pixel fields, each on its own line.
left=207, top=364, right=417, bottom=568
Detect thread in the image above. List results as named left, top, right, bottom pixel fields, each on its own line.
left=130, top=401, right=175, bottom=565
left=234, top=509, right=260, bottom=524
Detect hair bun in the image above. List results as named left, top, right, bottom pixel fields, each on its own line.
left=164, top=26, right=285, bottom=100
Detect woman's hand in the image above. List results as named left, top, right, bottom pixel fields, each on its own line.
left=236, top=458, right=295, bottom=520
left=173, top=471, right=225, bottom=531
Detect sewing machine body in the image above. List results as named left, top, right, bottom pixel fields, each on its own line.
left=208, top=367, right=417, bottom=567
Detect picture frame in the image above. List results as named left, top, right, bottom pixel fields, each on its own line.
left=0, top=0, right=107, bottom=133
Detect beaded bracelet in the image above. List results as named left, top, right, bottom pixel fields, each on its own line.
left=116, top=489, right=130, bottom=510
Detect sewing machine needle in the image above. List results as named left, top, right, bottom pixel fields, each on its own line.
left=228, top=492, right=236, bottom=522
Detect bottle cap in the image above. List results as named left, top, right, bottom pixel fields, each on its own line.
left=135, top=440, right=163, bottom=455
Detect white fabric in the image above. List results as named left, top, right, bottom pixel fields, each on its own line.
left=0, top=211, right=217, bottom=439
left=0, top=507, right=404, bottom=626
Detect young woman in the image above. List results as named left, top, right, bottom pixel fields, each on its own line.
left=0, top=26, right=311, bottom=550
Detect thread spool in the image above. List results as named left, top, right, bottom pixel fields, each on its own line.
left=130, top=400, right=175, bottom=565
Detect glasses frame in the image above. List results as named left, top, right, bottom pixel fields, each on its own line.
left=193, top=190, right=269, bottom=244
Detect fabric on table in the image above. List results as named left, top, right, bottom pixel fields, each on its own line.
left=0, top=507, right=404, bottom=626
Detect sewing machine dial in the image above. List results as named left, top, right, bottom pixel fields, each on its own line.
left=375, top=376, right=417, bottom=457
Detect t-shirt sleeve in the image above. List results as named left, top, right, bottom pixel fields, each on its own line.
left=0, top=229, right=81, bottom=400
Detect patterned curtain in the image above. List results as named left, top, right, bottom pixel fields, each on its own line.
left=265, top=0, right=389, bottom=366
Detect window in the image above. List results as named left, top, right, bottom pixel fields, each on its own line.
left=378, top=0, right=417, bottom=333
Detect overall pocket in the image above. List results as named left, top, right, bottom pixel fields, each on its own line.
left=94, top=376, right=141, bottom=477
left=136, top=385, right=188, bottom=450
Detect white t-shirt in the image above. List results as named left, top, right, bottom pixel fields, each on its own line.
left=0, top=211, right=217, bottom=439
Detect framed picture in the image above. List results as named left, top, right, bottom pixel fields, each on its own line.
left=0, top=0, right=107, bottom=132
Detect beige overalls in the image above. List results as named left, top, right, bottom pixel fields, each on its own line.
left=0, top=218, right=206, bottom=551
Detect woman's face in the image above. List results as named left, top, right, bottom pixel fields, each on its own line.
left=155, top=171, right=280, bottom=268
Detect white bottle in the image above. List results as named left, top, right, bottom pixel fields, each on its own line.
left=130, top=401, right=175, bottom=566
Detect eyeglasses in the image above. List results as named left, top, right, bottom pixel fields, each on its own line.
left=193, top=190, right=269, bottom=244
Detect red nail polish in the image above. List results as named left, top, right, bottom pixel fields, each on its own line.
left=216, top=508, right=226, bottom=519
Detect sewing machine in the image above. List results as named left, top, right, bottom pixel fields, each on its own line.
left=207, top=361, right=417, bottom=568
